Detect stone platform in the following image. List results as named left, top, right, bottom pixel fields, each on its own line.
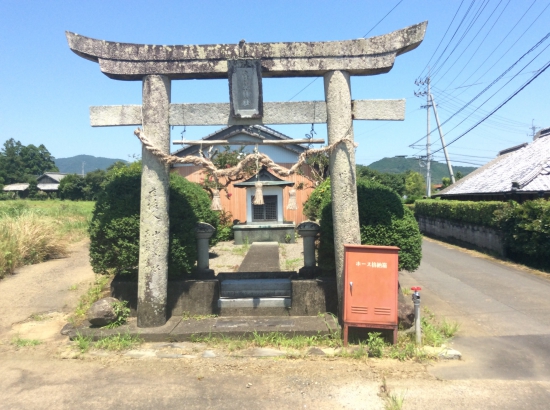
left=68, top=315, right=340, bottom=342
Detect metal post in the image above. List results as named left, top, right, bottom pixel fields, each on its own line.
left=411, top=286, right=422, bottom=345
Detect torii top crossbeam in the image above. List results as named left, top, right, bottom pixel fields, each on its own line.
left=66, top=22, right=426, bottom=80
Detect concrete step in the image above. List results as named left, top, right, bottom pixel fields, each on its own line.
left=220, top=279, right=291, bottom=298
left=218, top=297, right=292, bottom=316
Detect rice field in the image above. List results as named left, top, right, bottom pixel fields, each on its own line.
left=0, top=200, right=94, bottom=278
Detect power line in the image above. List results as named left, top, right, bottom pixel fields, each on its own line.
left=425, top=0, right=476, bottom=76
left=409, top=32, right=550, bottom=147
left=427, top=41, right=550, bottom=145
left=455, top=2, right=550, bottom=99
left=439, top=0, right=511, bottom=90
left=433, top=0, right=507, bottom=84
left=431, top=0, right=492, bottom=79
left=363, top=0, right=405, bottom=38
left=418, top=0, right=465, bottom=79
left=448, top=0, right=541, bottom=94
left=286, top=78, right=319, bottom=102
left=287, top=0, right=406, bottom=102
left=431, top=59, right=550, bottom=156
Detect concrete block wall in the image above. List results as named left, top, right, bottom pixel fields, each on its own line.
left=417, top=215, right=506, bottom=257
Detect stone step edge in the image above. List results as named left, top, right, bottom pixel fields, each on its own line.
left=218, top=297, right=292, bottom=308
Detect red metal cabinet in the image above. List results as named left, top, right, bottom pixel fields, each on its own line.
left=343, top=244, right=399, bottom=346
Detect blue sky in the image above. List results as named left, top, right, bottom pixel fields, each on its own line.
left=1, top=0, right=549, bottom=170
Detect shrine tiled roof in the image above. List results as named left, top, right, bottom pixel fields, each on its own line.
left=172, top=124, right=306, bottom=157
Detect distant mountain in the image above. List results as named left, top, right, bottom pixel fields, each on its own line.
left=365, top=157, right=478, bottom=184
left=55, top=155, right=126, bottom=174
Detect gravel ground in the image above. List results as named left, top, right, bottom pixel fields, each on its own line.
left=209, top=238, right=304, bottom=273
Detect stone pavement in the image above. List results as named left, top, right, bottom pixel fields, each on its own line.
left=400, top=238, right=550, bottom=381
left=238, top=242, right=280, bottom=272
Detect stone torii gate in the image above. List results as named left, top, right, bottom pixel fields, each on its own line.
left=66, top=22, right=427, bottom=328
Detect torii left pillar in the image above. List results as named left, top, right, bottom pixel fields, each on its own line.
left=138, top=75, right=171, bottom=327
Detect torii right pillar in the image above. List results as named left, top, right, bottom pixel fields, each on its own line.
left=324, top=70, right=361, bottom=316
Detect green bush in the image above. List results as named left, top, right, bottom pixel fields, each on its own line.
left=89, top=162, right=219, bottom=277
left=214, top=210, right=234, bottom=242
left=414, top=198, right=550, bottom=271
left=414, top=199, right=508, bottom=228
left=494, top=199, right=550, bottom=270
left=307, top=178, right=422, bottom=272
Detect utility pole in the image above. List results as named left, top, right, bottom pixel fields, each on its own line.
left=414, top=72, right=432, bottom=197
left=81, top=161, right=85, bottom=177
left=430, top=93, right=455, bottom=184
left=529, top=119, right=541, bottom=140
left=425, top=75, right=431, bottom=197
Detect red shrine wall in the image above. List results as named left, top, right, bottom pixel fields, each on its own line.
left=171, top=164, right=316, bottom=225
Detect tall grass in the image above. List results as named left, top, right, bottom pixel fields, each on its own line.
left=0, top=200, right=94, bottom=278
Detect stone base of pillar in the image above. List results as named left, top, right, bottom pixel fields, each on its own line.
left=298, top=266, right=323, bottom=279
left=193, top=268, right=216, bottom=279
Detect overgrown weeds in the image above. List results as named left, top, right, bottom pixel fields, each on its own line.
left=93, top=333, right=142, bottom=351
left=73, top=332, right=142, bottom=353
left=379, top=377, right=406, bottom=410
left=71, top=275, right=111, bottom=325
left=0, top=201, right=93, bottom=278
left=284, top=257, right=302, bottom=271
left=11, top=336, right=42, bottom=348
left=191, top=330, right=342, bottom=351
left=103, top=300, right=131, bottom=328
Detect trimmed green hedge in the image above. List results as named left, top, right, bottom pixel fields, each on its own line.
left=415, top=198, right=550, bottom=271
left=89, top=162, right=219, bottom=277
left=494, top=199, right=550, bottom=270
left=306, top=178, right=422, bottom=272
left=414, top=199, right=508, bottom=228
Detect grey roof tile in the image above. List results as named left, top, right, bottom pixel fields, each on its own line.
left=438, top=135, right=550, bottom=196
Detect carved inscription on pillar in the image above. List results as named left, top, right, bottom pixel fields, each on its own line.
left=228, top=59, right=263, bottom=119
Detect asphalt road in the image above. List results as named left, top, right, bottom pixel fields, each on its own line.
left=401, top=238, right=550, bottom=384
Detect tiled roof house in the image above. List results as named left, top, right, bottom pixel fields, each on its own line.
left=436, top=127, right=550, bottom=201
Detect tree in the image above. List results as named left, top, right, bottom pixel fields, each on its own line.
left=404, top=171, right=425, bottom=198
left=297, top=152, right=330, bottom=188
left=198, top=145, right=255, bottom=198
left=83, top=169, right=107, bottom=200
left=0, top=139, right=58, bottom=185
left=357, top=166, right=406, bottom=196
left=59, top=174, right=86, bottom=200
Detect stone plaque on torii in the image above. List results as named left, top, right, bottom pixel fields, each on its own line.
left=66, top=22, right=427, bottom=328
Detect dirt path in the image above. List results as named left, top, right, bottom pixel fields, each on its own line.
left=0, top=239, right=95, bottom=337
left=3, top=238, right=550, bottom=409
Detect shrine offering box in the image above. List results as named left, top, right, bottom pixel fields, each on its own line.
left=343, top=244, right=399, bottom=346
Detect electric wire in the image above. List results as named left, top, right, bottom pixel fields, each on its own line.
left=430, top=59, right=550, bottom=156
left=418, top=0, right=465, bottom=79
left=362, top=0, right=405, bottom=38
left=427, top=43, right=550, bottom=145
left=408, top=32, right=550, bottom=148
left=287, top=0, right=406, bottom=102
left=454, top=2, right=550, bottom=99
left=423, top=0, right=476, bottom=77
left=431, top=0, right=492, bottom=79
left=449, top=0, right=541, bottom=94
left=434, top=0, right=508, bottom=86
